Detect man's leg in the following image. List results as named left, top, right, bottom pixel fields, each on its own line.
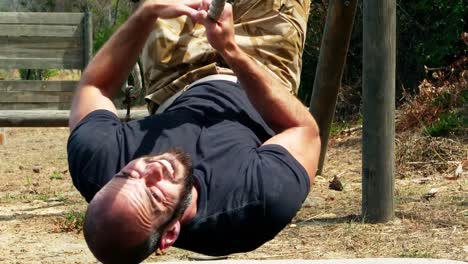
left=142, top=16, right=226, bottom=113
left=233, top=0, right=310, bottom=94
left=142, top=0, right=310, bottom=113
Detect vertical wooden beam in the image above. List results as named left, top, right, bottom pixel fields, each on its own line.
left=83, top=9, right=93, bottom=68
left=0, top=128, right=6, bottom=145
left=308, top=0, right=358, bottom=175
left=362, top=0, right=396, bottom=223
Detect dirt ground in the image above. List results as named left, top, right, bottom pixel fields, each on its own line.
left=0, top=127, right=466, bottom=263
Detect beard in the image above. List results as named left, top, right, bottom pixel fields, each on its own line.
left=145, top=147, right=194, bottom=225
left=166, top=147, right=194, bottom=221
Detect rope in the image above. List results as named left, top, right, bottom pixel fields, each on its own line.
left=122, top=63, right=143, bottom=122
left=208, top=0, right=226, bottom=20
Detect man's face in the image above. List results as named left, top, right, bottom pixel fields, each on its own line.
left=107, top=149, right=193, bottom=227
left=83, top=150, right=193, bottom=262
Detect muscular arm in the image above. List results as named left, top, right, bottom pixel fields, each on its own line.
left=198, top=4, right=320, bottom=180
left=221, top=44, right=315, bottom=133
left=69, top=0, right=201, bottom=130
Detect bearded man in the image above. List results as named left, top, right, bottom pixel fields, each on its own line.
left=67, top=0, right=319, bottom=263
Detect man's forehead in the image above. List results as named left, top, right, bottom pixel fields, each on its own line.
left=106, top=175, right=163, bottom=214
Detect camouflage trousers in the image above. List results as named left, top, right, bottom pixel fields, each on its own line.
left=141, top=0, right=311, bottom=114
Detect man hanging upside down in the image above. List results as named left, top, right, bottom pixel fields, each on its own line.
left=67, top=0, right=320, bottom=263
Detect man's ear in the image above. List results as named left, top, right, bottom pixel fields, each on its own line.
left=159, top=221, right=181, bottom=251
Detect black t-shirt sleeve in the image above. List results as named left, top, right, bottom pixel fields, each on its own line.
left=67, top=110, right=123, bottom=202
left=254, top=144, right=310, bottom=235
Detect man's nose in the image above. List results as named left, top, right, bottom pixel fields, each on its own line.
left=144, top=163, right=164, bottom=184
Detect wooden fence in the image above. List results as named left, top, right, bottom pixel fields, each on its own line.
left=0, top=11, right=92, bottom=110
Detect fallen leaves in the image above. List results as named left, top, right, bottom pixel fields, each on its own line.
left=329, top=176, right=343, bottom=191
left=421, top=188, right=439, bottom=201
left=412, top=178, right=430, bottom=184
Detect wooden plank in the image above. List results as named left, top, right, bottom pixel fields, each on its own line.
left=0, top=58, right=83, bottom=69
left=0, top=91, right=73, bottom=103
left=0, top=12, right=84, bottom=25
left=0, top=36, right=82, bottom=50
left=308, top=0, right=358, bottom=174
left=0, top=24, right=82, bottom=38
left=0, top=110, right=149, bottom=127
left=0, top=36, right=84, bottom=69
left=0, top=80, right=78, bottom=92
left=0, top=102, right=71, bottom=110
left=362, top=0, right=396, bottom=223
left=0, top=12, right=88, bottom=113
left=0, top=48, right=83, bottom=62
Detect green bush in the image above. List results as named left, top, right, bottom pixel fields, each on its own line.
left=424, top=89, right=467, bottom=136
left=425, top=111, right=464, bottom=137
left=400, top=0, right=466, bottom=66
left=93, top=3, right=131, bottom=52
left=93, top=25, right=117, bottom=53
left=19, top=69, right=60, bottom=80
left=397, top=0, right=467, bottom=89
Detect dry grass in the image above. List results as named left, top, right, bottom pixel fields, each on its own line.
left=396, top=133, right=467, bottom=179
left=0, top=69, right=20, bottom=80
left=47, top=70, right=81, bottom=81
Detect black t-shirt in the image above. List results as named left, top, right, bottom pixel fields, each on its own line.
left=67, top=80, right=310, bottom=255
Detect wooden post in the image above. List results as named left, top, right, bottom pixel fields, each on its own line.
left=0, top=110, right=148, bottom=127
left=362, top=0, right=396, bottom=223
left=308, top=0, right=357, bottom=175
left=83, top=10, right=93, bottom=67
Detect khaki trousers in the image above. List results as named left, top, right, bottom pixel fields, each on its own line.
left=141, top=0, right=311, bottom=113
